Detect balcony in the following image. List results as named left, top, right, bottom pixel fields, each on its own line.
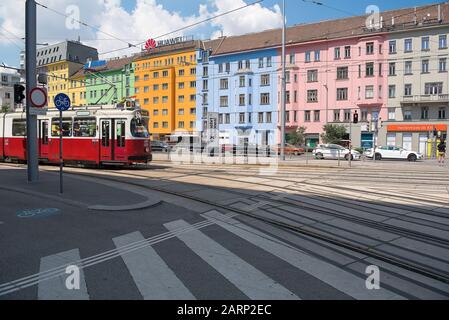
left=401, top=94, right=449, bottom=104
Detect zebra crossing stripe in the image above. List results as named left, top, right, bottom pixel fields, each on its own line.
left=38, top=249, right=89, bottom=300
left=164, top=219, right=299, bottom=300
left=113, top=231, right=196, bottom=300
left=202, top=210, right=406, bottom=300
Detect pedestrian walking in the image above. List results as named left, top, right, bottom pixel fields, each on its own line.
left=437, top=139, right=446, bottom=166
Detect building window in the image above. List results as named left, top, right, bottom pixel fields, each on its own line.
left=178, top=121, right=185, bottom=129
left=421, top=106, right=429, bottom=119
left=439, top=58, right=447, bottom=72
left=307, top=90, right=318, bottom=102
left=285, top=71, right=290, bottom=83
left=162, top=122, right=168, bottom=128
left=225, top=114, right=230, bottom=124
left=388, top=108, right=396, bottom=120
left=425, top=82, right=443, bottom=95
left=404, top=84, right=412, bottom=97
left=366, top=42, right=374, bottom=55
left=389, top=62, right=396, bottom=76
left=314, top=110, right=320, bottom=122
left=304, top=110, right=311, bottom=122
left=361, top=109, right=368, bottom=121
left=305, top=51, right=311, bottom=62
left=258, top=58, right=264, bottom=68
left=314, top=50, right=320, bottom=61
left=260, top=74, right=270, bottom=86
left=404, top=109, right=412, bottom=120
left=337, top=88, right=348, bottom=100
left=220, top=96, right=228, bottom=107
left=239, top=113, right=245, bottom=124
left=422, top=37, right=430, bottom=51
left=344, top=46, right=351, bottom=58
left=245, top=60, right=251, bottom=69
left=178, top=108, right=184, bottom=115
left=239, top=76, right=245, bottom=87
left=239, top=94, right=245, bottom=106
left=153, top=97, right=159, bottom=104
left=203, top=66, right=208, bottom=77
left=366, top=63, right=374, bottom=77
left=289, top=53, right=295, bottom=64
left=153, top=122, right=159, bottom=129
left=190, top=68, right=196, bottom=75
left=365, top=86, right=374, bottom=99
left=260, top=93, right=270, bottom=105
left=422, top=60, right=429, bottom=73
left=404, top=38, right=413, bottom=52
left=258, top=112, right=264, bottom=123
left=190, top=81, right=196, bottom=88
left=388, top=85, right=396, bottom=98
left=334, top=47, right=340, bottom=59
left=162, top=70, right=168, bottom=77
left=178, top=95, right=184, bottom=103
left=267, top=57, right=272, bottom=67
left=333, top=110, right=340, bottom=122
left=344, top=109, right=351, bottom=122
left=219, top=64, right=223, bottom=73
left=389, top=40, right=397, bottom=54
left=404, top=61, right=412, bottom=75
left=162, top=109, right=168, bottom=116
left=336, top=67, right=348, bottom=80
left=439, top=107, right=447, bottom=119
left=307, top=70, right=318, bottom=82
left=266, top=112, right=272, bottom=123
left=178, top=82, right=185, bottom=89
left=439, top=35, right=447, bottom=49
left=220, top=78, right=228, bottom=90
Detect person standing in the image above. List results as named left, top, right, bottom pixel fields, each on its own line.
left=437, top=139, right=446, bottom=166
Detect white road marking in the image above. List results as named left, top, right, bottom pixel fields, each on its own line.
left=202, top=210, right=406, bottom=300
left=113, top=231, right=195, bottom=300
left=164, top=219, right=299, bottom=300
left=38, top=249, right=89, bottom=300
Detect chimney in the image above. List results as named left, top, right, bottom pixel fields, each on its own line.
left=380, top=16, right=384, bottom=29
left=414, top=7, right=417, bottom=25
left=438, top=4, right=442, bottom=22
left=392, top=16, right=395, bottom=26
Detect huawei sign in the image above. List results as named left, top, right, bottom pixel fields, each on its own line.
left=144, top=38, right=157, bottom=51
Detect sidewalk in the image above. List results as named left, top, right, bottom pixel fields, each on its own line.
left=0, top=166, right=161, bottom=211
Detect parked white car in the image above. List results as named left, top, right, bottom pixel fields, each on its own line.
left=313, top=144, right=361, bottom=160
left=364, top=146, right=423, bottom=162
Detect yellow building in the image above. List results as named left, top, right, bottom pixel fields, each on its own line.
left=134, top=39, right=201, bottom=140
left=68, top=68, right=87, bottom=106
left=36, top=40, right=98, bottom=108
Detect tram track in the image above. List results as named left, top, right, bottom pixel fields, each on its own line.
left=50, top=167, right=449, bottom=285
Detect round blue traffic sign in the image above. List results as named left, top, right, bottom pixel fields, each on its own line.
left=54, top=93, right=71, bottom=111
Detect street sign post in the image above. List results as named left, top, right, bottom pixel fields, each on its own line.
left=29, top=87, right=47, bottom=115
left=54, top=93, right=71, bottom=194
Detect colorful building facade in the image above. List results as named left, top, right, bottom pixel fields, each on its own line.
left=134, top=40, right=201, bottom=140
left=85, top=57, right=134, bottom=105
left=196, top=44, right=279, bottom=146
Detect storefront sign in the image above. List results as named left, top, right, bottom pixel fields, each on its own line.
left=157, top=36, right=194, bottom=48
left=387, top=124, right=447, bottom=132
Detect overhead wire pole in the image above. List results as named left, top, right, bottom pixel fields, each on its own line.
left=280, top=0, right=286, bottom=161
left=25, top=0, right=39, bottom=182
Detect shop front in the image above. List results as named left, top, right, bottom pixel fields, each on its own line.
left=383, top=123, right=448, bottom=158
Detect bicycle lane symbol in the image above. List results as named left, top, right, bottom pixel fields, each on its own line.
left=17, top=208, right=61, bottom=219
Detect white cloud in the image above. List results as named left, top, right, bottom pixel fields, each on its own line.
left=0, top=0, right=283, bottom=63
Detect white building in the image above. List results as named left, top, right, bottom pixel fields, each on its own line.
left=0, top=66, right=21, bottom=111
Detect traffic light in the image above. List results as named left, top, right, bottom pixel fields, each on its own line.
left=14, top=84, right=26, bottom=104
left=353, top=110, right=359, bottom=124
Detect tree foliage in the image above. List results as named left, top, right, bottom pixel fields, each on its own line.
left=286, top=126, right=306, bottom=146
left=321, top=124, right=348, bottom=144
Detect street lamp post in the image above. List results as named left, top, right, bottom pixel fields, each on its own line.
left=280, top=0, right=287, bottom=161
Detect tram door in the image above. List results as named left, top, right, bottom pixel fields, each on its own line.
left=38, top=120, right=49, bottom=159
left=114, top=119, right=127, bottom=161
left=100, top=119, right=112, bottom=161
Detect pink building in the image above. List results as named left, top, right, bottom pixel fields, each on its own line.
left=278, top=25, right=389, bottom=148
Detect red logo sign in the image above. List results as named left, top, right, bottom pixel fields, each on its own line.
left=145, top=38, right=156, bottom=51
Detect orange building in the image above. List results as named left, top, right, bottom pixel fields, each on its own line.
left=134, top=39, right=201, bottom=140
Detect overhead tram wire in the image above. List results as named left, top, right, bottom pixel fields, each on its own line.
left=98, top=0, right=266, bottom=56
left=34, top=1, right=138, bottom=49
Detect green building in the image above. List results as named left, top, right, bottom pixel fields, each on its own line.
left=85, top=56, right=135, bottom=105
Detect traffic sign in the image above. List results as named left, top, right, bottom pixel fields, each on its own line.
left=54, top=93, right=71, bottom=111
left=29, top=87, right=47, bottom=108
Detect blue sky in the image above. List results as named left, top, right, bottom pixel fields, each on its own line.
left=0, top=0, right=441, bottom=67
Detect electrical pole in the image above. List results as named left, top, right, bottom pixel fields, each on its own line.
left=280, top=0, right=286, bottom=161
left=25, top=0, right=39, bottom=182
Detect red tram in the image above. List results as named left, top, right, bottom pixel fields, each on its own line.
left=0, top=104, right=152, bottom=167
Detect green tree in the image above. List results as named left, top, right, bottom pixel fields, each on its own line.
left=286, top=126, right=306, bottom=146
left=1, top=104, right=10, bottom=113
left=321, top=124, right=348, bottom=145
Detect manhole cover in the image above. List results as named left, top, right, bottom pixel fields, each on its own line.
left=17, top=208, right=61, bottom=219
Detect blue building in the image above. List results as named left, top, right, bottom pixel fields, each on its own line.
left=196, top=37, right=279, bottom=147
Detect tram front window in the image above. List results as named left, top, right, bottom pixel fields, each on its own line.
left=131, top=117, right=149, bottom=138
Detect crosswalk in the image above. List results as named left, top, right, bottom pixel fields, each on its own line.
left=0, top=211, right=411, bottom=300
